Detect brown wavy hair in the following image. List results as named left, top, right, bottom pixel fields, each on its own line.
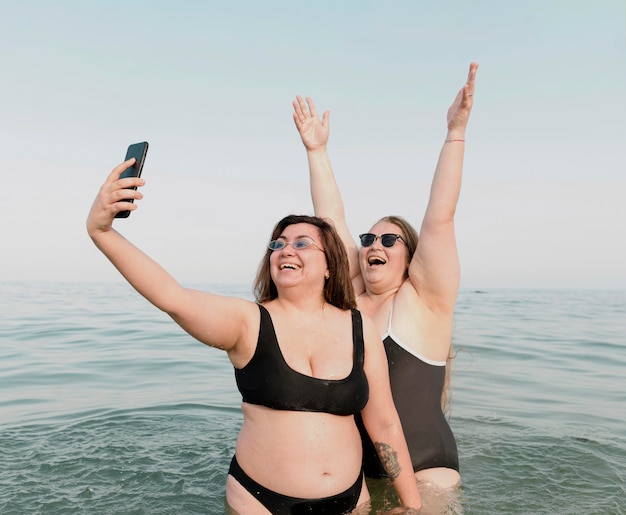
left=254, top=215, right=356, bottom=310
left=375, top=215, right=454, bottom=414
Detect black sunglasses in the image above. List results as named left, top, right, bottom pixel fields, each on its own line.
left=359, top=233, right=406, bottom=248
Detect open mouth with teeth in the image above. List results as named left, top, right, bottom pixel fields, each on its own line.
left=279, top=264, right=298, bottom=270
left=367, top=256, right=387, bottom=267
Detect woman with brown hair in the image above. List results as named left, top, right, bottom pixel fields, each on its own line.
left=86, top=161, right=422, bottom=513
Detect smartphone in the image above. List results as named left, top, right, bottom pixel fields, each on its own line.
left=115, top=141, right=149, bottom=218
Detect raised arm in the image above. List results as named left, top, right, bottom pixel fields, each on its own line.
left=359, top=316, right=422, bottom=510
left=292, top=96, right=363, bottom=292
left=409, top=62, right=479, bottom=313
left=86, top=160, right=255, bottom=354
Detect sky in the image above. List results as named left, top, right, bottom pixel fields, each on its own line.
left=1, top=0, right=625, bottom=290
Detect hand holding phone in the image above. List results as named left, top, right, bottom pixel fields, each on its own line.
left=115, top=141, right=149, bottom=218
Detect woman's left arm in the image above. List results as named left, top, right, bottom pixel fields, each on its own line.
left=409, top=62, right=478, bottom=314
left=360, top=316, right=422, bottom=510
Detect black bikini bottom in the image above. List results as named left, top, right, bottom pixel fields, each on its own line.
left=228, top=455, right=363, bottom=514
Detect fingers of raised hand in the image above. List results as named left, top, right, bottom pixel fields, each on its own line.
left=101, top=160, right=144, bottom=204
left=466, top=61, right=478, bottom=97
left=97, top=182, right=142, bottom=215
left=107, top=158, right=136, bottom=183
left=292, top=96, right=323, bottom=126
left=109, top=160, right=144, bottom=188
left=292, top=95, right=310, bottom=125
left=305, top=97, right=319, bottom=119
left=110, top=184, right=143, bottom=203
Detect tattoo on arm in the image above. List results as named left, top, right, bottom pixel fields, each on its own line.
left=374, top=442, right=402, bottom=481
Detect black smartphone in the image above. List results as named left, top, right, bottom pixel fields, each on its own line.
left=115, top=141, right=149, bottom=218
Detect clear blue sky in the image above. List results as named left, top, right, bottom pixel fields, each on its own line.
left=1, top=1, right=624, bottom=289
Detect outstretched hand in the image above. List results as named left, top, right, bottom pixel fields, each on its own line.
left=292, top=96, right=330, bottom=151
left=447, top=62, right=479, bottom=134
left=86, top=159, right=145, bottom=236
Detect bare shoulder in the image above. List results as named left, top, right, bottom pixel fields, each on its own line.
left=157, top=290, right=264, bottom=370
left=390, top=282, right=455, bottom=361
left=214, top=297, right=261, bottom=367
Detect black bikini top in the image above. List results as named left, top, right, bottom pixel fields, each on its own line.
left=234, top=304, right=369, bottom=416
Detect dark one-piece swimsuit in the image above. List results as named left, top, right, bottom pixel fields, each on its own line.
left=231, top=304, right=369, bottom=514
left=356, top=303, right=459, bottom=477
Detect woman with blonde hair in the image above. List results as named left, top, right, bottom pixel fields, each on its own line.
left=293, top=63, right=479, bottom=502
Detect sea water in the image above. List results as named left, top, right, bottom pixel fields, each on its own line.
left=1, top=282, right=625, bottom=514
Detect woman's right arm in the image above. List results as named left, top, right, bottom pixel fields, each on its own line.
left=292, top=96, right=363, bottom=294
left=86, top=160, right=254, bottom=352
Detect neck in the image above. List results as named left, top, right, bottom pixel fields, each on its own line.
left=363, top=284, right=400, bottom=306
left=274, top=287, right=327, bottom=313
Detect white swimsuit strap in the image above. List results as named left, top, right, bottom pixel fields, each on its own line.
left=385, top=301, right=446, bottom=367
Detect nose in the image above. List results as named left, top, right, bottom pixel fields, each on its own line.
left=280, top=242, right=296, bottom=254
left=370, top=236, right=384, bottom=248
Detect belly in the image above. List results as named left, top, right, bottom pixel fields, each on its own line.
left=234, top=404, right=363, bottom=498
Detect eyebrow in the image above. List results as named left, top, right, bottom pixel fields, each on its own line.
left=278, top=234, right=316, bottom=240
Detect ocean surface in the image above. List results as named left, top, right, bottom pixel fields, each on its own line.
left=1, top=281, right=625, bottom=514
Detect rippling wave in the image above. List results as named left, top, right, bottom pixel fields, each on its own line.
left=1, top=404, right=240, bottom=514
left=1, top=283, right=625, bottom=514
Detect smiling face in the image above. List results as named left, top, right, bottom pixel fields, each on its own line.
left=254, top=214, right=356, bottom=309
left=359, top=220, right=410, bottom=292
left=269, top=223, right=328, bottom=291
